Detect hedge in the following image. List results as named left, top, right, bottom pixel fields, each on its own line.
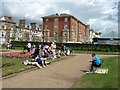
left=11, top=41, right=120, bottom=52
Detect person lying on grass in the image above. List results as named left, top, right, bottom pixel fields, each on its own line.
left=22, top=60, right=43, bottom=69
left=90, top=53, right=101, bottom=71
left=31, top=54, right=51, bottom=68
left=22, top=54, right=51, bottom=69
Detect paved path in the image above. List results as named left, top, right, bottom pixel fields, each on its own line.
left=2, top=54, right=118, bottom=88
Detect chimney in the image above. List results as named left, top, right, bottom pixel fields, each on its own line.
left=86, top=25, right=90, bottom=29
left=39, top=24, right=43, bottom=30
left=55, top=13, right=59, bottom=16
left=8, top=17, right=13, bottom=21
left=19, top=19, right=26, bottom=27
left=4, top=16, right=8, bottom=20
left=30, top=23, right=36, bottom=29
left=4, top=16, right=8, bottom=18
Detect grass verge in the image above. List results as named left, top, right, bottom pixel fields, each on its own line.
left=72, top=56, right=119, bottom=88
left=2, top=55, right=75, bottom=77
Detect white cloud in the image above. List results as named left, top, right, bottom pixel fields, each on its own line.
left=1, top=0, right=119, bottom=37
left=87, top=19, right=98, bottom=25
left=58, top=9, right=71, bottom=14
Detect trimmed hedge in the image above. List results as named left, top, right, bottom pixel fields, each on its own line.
left=11, top=41, right=120, bottom=52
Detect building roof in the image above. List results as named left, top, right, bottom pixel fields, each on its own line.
left=42, top=13, right=87, bottom=26
left=42, top=13, right=71, bottom=18
left=0, top=16, right=16, bottom=24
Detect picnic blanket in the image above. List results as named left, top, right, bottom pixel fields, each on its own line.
left=94, top=68, right=108, bottom=74
left=86, top=68, right=108, bottom=74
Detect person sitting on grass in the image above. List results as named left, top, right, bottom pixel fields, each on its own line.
left=90, top=53, right=101, bottom=71
left=31, top=47, right=40, bottom=58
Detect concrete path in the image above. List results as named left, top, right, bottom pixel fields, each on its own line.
left=2, top=54, right=118, bottom=88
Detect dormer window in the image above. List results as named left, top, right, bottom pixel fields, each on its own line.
left=64, top=18, right=68, bottom=22
left=54, top=18, right=58, bottom=21
left=46, top=19, right=49, bottom=22
left=64, top=25, right=68, bottom=29
left=46, top=25, right=48, bottom=29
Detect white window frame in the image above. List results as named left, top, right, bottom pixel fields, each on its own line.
left=63, top=32, right=67, bottom=36
left=54, top=26, right=58, bottom=28
left=64, top=18, right=68, bottom=22
left=54, top=18, right=58, bottom=21
left=64, top=25, right=68, bottom=29
left=72, top=32, right=74, bottom=36
left=46, top=19, right=49, bottom=22
left=46, top=25, right=48, bottom=29
left=54, top=32, right=58, bottom=35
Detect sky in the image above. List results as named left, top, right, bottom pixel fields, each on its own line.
left=0, top=0, right=119, bottom=37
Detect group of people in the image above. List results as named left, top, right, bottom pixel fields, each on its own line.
left=5, top=43, right=15, bottom=49
left=23, top=42, right=102, bottom=72
left=22, top=42, right=72, bottom=69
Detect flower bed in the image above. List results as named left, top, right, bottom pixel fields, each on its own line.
left=1, top=53, right=32, bottom=59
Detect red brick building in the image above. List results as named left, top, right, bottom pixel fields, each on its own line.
left=42, top=13, right=89, bottom=43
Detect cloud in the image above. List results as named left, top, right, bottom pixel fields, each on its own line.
left=58, top=9, right=71, bottom=14
left=1, top=0, right=119, bottom=37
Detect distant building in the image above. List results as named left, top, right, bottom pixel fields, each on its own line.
left=94, top=38, right=120, bottom=45
left=42, top=13, right=90, bottom=43
left=0, top=16, right=43, bottom=45
left=0, top=14, right=101, bottom=44
left=89, top=29, right=101, bottom=43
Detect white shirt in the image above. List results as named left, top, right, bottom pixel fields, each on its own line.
left=27, top=43, right=31, bottom=48
left=51, top=44, right=56, bottom=49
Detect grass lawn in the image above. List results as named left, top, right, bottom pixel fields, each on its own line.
left=2, top=55, right=75, bottom=77
left=15, top=47, right=24, bottom=50
left=0, top=50, right=10, bottom=52
left=72, top=56, right=119, bottom=88
left=0, top=46, right=24, bottom=50
left=73, top=50, right=118, bottom=55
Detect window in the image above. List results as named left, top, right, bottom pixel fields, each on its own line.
left=63, top=39, right=66, bottom=43
left=72, top=32, right=74, bottom=36
left=54, top=18, right=58, bottom=21
left=63, top=32, right=67, bottom=36
left=2, top=32, right=4, bottom=37
left=46, top=25, right=48, bottom=29
left=45, top=32, right=49, bottom=36
left=64, top=18, right=68, bottom=22
left=54, top=38, right=58, bottom=42
left=2, top=26, right=4, bottom=29
left=54, top=32, right=58, bottom=35
left=54, top=26, right=58, bottom=28
left=79, top=34, right=81, bottom=39
left=46, top=19, right=49, bottom=22
left=31, top=26, right=35, bottom=29
left=64, top=25, right=68, bottom=29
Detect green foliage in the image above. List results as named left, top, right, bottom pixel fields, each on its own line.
left=73, top=50, right=118, bottom=55
left=11, top=41, right=120, bottom=52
